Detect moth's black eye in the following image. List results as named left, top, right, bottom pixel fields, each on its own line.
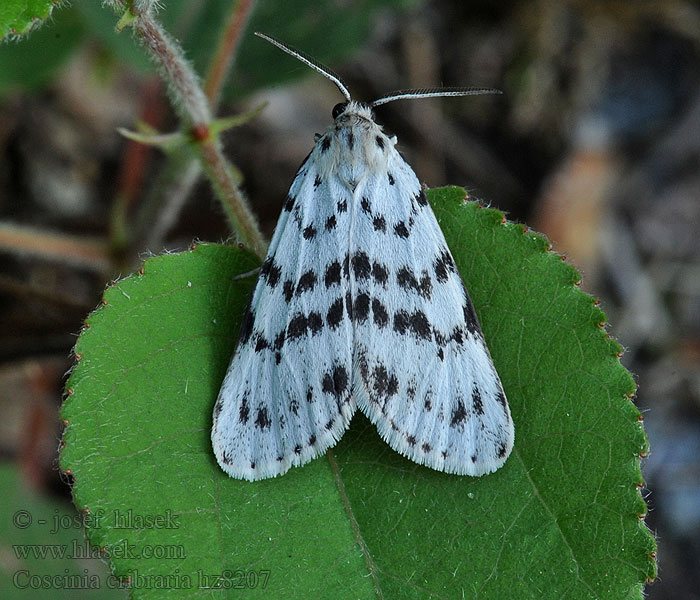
left=332, top=102, right=348, bottom=119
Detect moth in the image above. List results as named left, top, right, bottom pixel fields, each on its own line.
left=212, top=33, right=514, bottom=480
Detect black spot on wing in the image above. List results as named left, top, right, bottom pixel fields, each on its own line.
left=434, top=249, right=457, bottom=283
left=296, top=270, right=317, bottom=296
left=261, top=257, right=281, bottom=288
left=450, top=327, right=464, bottom=346
left=357, top=351, right=369, bottom=384
left=325, top=261, right=342, bottom=287
left=326, top=215, right=337, bottom=230
left=254, top=335, right=268, bottom=353
left=308, top=311, right=323, bottom=334
left=292, top=205, right=302, bottom=228
left=238, top=303, right=255, bottom=345
left=388, top=172, right=395, bottom=185
left=314, top=175, right=322, bottom=188
left=287, top=314, right=307, bottom=340
left=372, top=364, right=399, bottom=399
left=255, top=406, right=271, bottom=430
left=337, top=199, right=347, bottom=213
left=322, top=366, right=349, bottom=397
left=303, top=224, right=317, bottom=240
left=416, top=189, right=429, bottom=207
left=450, top=399, right=467, bottom=427
left=353, top=293, right=370, bottom=323
left=393, top=310, right=409, bottom=335
left=372, top=261, right=389, bottom=285
left=320, top=137, right=331, bottom=152
left=397, top=267, right=432, bottom=299
left=239, top=393, right=249, bottom=424
left=327, top=297, right=344, bottom=328
left=351, top=252, right=371, bottom=280
left=361, top=197, right=372, bottom=214
left=283, top=194, right=295, bottom=211
left=496, top=391, right=508, bottom=415
left=373, top=215, right=386, bottom=232
left=409, top=311, right=432, bottom=340
left=472, top=386, right=484, bottom=415
left=260, top=256, right=272, bottom=278
left=394, top=221, right=409, bottom=238
left=418, top=273, right=432, bottom=298
left=393, top=309, right=432, bottom=340
left=273, top=331, right=285, bottom=351
left=397, top=267, right=417, bottom=291
left=463, top=292, right=480, bottom=335
left=283, top=280, right=295, bottom=303
left=372, top=298, right=388, bottom=327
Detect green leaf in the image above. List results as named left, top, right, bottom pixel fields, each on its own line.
left=0, top=5, right=84, bottom=94
left=60, top=188, right=656, bottom=598
left=0, top=462, right=125, bottom=599
left=0, top=0, right=63, bottom=40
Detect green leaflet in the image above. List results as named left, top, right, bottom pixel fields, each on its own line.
left=60, top=187, right=656, bottom=598
left=0, top=0, right=61, bottom=39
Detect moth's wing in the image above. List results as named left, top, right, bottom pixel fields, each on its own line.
left=351, top=149, right=514, bottom=476
left=212, top=154, right=356, bottom=481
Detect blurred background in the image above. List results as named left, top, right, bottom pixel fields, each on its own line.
left=1, top=0, right=698, bottom=597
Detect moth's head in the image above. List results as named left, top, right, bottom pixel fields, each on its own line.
left=331, top=100, right=375, bottom=125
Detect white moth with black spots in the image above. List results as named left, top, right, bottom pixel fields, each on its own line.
left=211, top=33, right=514, bottom=481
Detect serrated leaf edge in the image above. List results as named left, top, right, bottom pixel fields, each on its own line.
left=2, top=0, right=65, bottom=41
left=441, top=186, right=658, bottom=585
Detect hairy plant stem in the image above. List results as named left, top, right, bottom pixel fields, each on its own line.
left=200, top=136, right=266, bottom=258
left=113, top=1, right=267, bottom=258
left=133, top=0, right=261, bottom=256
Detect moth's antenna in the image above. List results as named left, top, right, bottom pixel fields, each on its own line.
left=255, top=32, right=352, bottom=102
left=371, top=87, right=502, bottom=107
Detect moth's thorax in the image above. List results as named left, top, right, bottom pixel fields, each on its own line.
left=314, top=100, right=396, bottom=187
